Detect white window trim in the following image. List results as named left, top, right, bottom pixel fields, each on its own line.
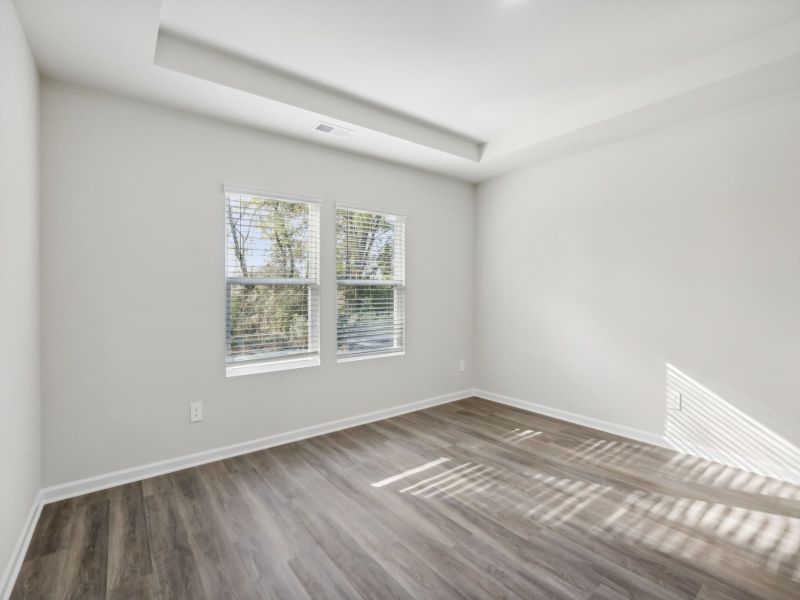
left=226, top=353, right=320, bottom=378
left=224, top=186, right=322, bottom=376
left=337, top=350, right=405, bottom=364
left=223, top=184, right=323, bottom=206
left=334, top=200, right=408, bottom=217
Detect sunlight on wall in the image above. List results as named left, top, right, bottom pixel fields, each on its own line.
left=664, top=363, right=800, bottom=486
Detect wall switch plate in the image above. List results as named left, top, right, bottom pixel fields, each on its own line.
left=458, top=359, right=466, bottom=372
left=190, top=401, right=203, bottom=422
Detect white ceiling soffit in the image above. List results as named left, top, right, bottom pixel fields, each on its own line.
left=14, top=0, right=800, bottom=183
left=153, top=30, right=482, bottom=162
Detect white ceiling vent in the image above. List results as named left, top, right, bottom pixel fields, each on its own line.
left=314, top=122, right=354, bottom=138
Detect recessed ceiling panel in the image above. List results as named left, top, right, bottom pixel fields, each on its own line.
left=161, top=0, right=800, bottom=140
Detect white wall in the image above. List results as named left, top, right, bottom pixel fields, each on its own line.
left=40, top=82, right=475, bottom=486
left=476, top=93, right=800, bottom=479
left=0, top=0, right=41, bottom=588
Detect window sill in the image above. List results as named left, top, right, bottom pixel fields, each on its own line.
left=226, top=354, right=320, bottom=377
left=337, top=350, right=405, bottom=364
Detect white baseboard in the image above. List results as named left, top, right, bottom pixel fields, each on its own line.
left=1, top=490, right=44, bottom=600
left=474, top=388, right=668, bottom=449
left=40, top=389, right=475, bottom=504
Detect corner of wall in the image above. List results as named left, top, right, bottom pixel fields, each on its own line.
left=0, top=0, right=43, bottom=596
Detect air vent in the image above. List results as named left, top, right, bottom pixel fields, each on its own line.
left=314, top=122, right=354, bottom=138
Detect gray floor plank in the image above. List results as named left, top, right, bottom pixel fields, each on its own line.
left=10, top=398, right=800, bottom=599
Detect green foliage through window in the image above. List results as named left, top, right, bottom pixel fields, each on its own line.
left=225, top=192, right=319, bottom=363
left=336, top=207, right=405, bottom=357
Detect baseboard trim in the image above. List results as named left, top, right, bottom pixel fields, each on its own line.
left=41, top=389, right=475, bottom=504
left=0, top=490, right=44, bottom=600
left=474, top=388, right=668, bottom=449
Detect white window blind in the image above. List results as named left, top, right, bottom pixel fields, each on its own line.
left=225, top=189, right=320, bottom=367
left=336, top=206, right=405, bottom=358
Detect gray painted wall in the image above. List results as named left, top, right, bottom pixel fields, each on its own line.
left=476, top=93, right=800, bottom=482
left=40, top=82, right=476, bottom=486
left=0, top=0, right=41, bottom=586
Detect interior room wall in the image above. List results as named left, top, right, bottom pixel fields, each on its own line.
left=475, top=92, right=800, bottom=482
left=39, top=81, right=475, bottom=487
left=0, top=0, right=41, bottom=589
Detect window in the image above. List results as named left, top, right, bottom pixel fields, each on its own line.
left=336, top=206, right=406, bottom=359
left=225, top=188, right=320, bottom=375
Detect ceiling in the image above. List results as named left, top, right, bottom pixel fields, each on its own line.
left=15, top=0, right=800, bottom=182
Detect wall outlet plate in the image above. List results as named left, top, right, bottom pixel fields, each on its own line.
left=458, top=359, right=466, bottom=372
left=190, top=401, right=203, bottom=422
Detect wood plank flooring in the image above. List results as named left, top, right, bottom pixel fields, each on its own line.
left=11, top=397, right=800, bottom=599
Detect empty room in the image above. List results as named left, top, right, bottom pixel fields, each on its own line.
left=2, top=0, right=800, bottom=598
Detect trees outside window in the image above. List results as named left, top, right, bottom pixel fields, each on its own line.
left=225, top=191, right=319, bottom=364
left=336, top=207, right=406, bottom=358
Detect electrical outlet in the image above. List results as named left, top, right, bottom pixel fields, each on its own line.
left=190, top=401, right=203, bottom=422
left=669, top=393, right=683, bottom=411
left=458, top=359, right=466, bottom=372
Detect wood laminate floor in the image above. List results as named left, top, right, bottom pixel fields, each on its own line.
left=11, top=397, right=800, bottom=599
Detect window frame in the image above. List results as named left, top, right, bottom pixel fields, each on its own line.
left=335, top=203, right=406, bottom=362
left=223, top=185, right=321, bottom=377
